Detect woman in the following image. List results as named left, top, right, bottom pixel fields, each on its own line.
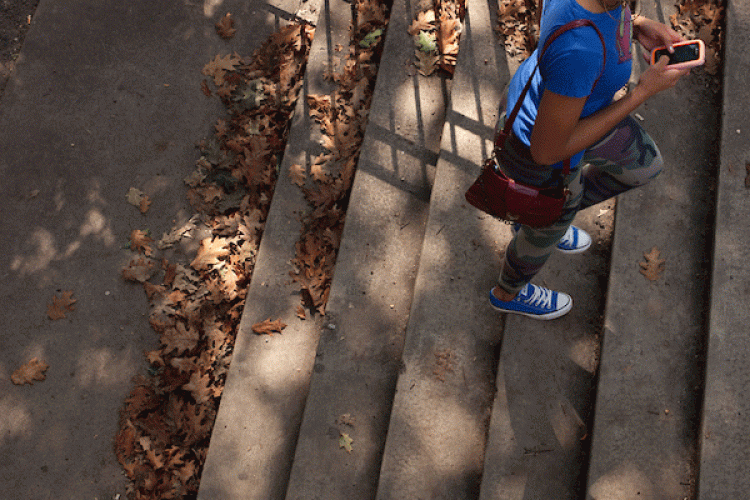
left=489, top=0, right=689, bottom=319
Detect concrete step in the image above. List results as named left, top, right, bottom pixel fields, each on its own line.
left=200, top=0, right=452, bottom=497
left=197, top=0, right=339, bottom=498
left=698, top=0, right=750, bottom=497
left=584, top=0, right=721, bottom=498
left=373, top=0, right=508, bottom=496
left=282, top=0, right=452, bottom=496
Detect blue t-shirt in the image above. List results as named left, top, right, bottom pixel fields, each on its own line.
left=506, top=0, right=633, bottom=168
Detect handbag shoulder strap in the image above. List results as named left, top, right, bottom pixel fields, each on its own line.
left=497, top=18, right=607, bottom=175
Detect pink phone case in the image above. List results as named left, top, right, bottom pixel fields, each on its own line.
left=650, top=39, right=705, bottom=70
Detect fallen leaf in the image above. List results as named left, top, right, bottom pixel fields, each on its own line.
left=251, top=318, right=287, bottom=335
left=201, top=80, right=212, bottom=96
left=408, top=10, right=436, bottom=35
left=126, top=187, right=151, bottom=214
left=296, top=305, right=307, bottom=320
left=433, top=348, right=454, bottom=381
left=415, top=49, right=440, bottom=76
left=47, top=290, right=77, bottom=320
left=337, top=413, right=355, bottom=426
left=639, top=246, right=665, bottom=281
left=122, top=257, right=158, bottom=282
left=139, top=195, right=152, bottom=214
left=191, top=238, right=230, bottom=271
left=216, top=13, right=236, bottom=40
left=182, top=369, right=213, bottom=404
left=339, top=432, right=353, bottom=453
left=130, top=230, right=155, bottom=256
left=288, top=164, right=307, bottom=187
left=360, top=28, right=383, bottom=48
left=416, top=30, right=438, bottom=52
left=11, top=358, right=49, bottom=385
left=202, top=53, right=242, bottom=86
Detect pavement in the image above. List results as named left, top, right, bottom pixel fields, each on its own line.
left=2, top=0, right=748, bottom=499
left=0, top=0, right=307, bottom=498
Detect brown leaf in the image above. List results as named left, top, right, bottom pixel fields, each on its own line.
left=296, top=305, right=307, bottom=320
left=639, top=246, right=666, bottom=281
left=191, top=237, right=230, bottom=271
left=130, top=230, right=155, bottom=256
left=161, top=322, right=200, bottom=355
left=122, top=257, right=158, bottom=282
left=139, top=195, right=152, bottom=214
left=182, top=369, right=213, bottom=404
left=202, top=53, right=242, bottom=86
left=289, top=163, right=307, bottom=187
left=252, top=318, right=287, bottom=335
left=11, top=358, right=49, bottom=385
left=408, top=10, right=436, bottom=36
left=47, top=290, right=76, bottom=320
left=216, top=12, right=237, bottom=40
left=201, top=79, right=212, bottom=96
left=415, top=49, right=440, bottom=76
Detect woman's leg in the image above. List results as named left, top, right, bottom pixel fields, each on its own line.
left=497, top=168, right=584, bottom=295
left=496, top=115, right=662, bottom=296
left=580, top=115, right=663, bottom=209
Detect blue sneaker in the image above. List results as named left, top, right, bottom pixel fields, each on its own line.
left=489, top=284, right=572, bottom=320
left=512, top=224, right=591, bottom=254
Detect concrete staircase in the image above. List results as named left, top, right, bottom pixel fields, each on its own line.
left=199, top=0, right=750, bottom=498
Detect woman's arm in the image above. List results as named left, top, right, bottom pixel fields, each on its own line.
left=530, top=45, right=689, bottom=165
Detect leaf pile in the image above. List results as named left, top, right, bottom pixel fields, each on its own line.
left=290, top=0, right=391, bottom=316
left=115, top=22, right=314, bottom=500
left=670, top=0, right=725, bottom=75
left=496, top=0, right=540, bottom=62
left=408, top=0, right=466, bottom=76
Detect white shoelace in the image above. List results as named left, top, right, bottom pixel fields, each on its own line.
left=521, top=285, right=553, bottom=309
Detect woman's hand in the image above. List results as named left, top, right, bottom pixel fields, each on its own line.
left=634, top=17, right=684, bottom=60
left=633, top=55, right=690, bottom=100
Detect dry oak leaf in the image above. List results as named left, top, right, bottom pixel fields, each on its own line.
left=130, top=229, right=155, bottom=256
left=191, top=237, right=230, bottom=271
left=415, top=49, right=440, bottom=76
left=339, top=432, right=354, bottom=453
left=408, top=9, right=436, bottom=35
left=289, top=164, right=307, bottom=187
left=122, top=257, right=158, bottom=282
left=161, top=322, right=200, bottom=355
left=182, top=369, right=214, bottom=404
left=296, top=305, right=307, bottom=320
left=202, top=53, right=242, bottom=86
left=252, top=318, right=287, bottom=336
left=11, top=358, right=49, bottom=385
left=47, top=290, right=76, bottom=320
left=639, top=246, right=666, bottom=281
left=125, top=187, right=152, bottom=214
left=216, top=12, right=237, bottom=40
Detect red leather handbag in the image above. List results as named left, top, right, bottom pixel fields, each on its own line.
left=465, top=19, right=605, bottom=228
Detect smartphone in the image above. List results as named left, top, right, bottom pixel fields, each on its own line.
left=650, top=40, right=705, bottom=70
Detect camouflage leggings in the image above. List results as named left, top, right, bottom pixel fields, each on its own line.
left=498, top=115, right=663, bottom=294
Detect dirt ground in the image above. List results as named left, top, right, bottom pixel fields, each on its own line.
left=0, top=0, right=39, bottom=96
